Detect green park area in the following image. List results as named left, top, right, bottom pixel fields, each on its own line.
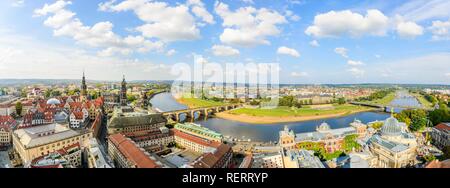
left=411, top=93, right=434, bottom=108
left=363, top=92, right=396, bottom=106
left=177, top=97, right=227, bottom=108
left=296, top=134, right=361, bottom=161
left=228, top=104, right=372, bottom=117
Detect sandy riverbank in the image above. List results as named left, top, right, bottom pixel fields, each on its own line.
left=214, top=108, right=376, bottom=124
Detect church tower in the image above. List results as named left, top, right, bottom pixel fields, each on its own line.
left=141, top=92, right=149, bottom=109
left=120, top=75, right=127, bottom=106
left=81, top=71, right=87, bottom=99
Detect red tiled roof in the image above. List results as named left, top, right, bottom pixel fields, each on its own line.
left=425, top=159, right=450, bottom=168
left=171, top=129, right=222, bottom=148
left=191, top=143, right=232, bottom=168
left=109, top=134, right=160, bottom=168
left=56, top=143, right=80, bottom=156
left=0, top=115, right=16, bottom=131
left=434, top=123, right=450, bottom=132
left=71, top=111, right=84, bottom=120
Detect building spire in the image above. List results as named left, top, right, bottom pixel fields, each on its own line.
left=81, top=70, right=87, bottom=97
left=120, top=74, right=127, bottom=106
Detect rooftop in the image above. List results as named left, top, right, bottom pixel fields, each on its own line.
left=434, top=123, right=450, bottom=132
left=14, top=123, right=82, bottom=148
left=171, top=129, right=222, bottom=149
left=108, top=112, right=166, bottom=129
left=295, top=126, right=356, bottom=142
left=175, top=122, right=223, bottom=140
left=191, top=144, right=232, bottom=168
left=369, top=135, right=409, bottom=153
left=109, top=134, right=161, bottom=168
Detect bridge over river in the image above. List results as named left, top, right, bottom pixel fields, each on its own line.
left=350, top=92, right=433, bottom=113
left=161, top=104, right=243, bottom=122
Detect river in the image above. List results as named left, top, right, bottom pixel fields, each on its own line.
left=150, top=92, right=390, bottom=142
left=387, top=90, right=424, bottom=113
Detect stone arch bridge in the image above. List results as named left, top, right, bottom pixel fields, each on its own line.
left=162, top=104, right=243, bottom=122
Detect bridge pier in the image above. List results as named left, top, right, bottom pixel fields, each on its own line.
left=162, top=104, right=243, bottom=123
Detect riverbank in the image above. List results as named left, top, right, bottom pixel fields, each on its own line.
left=215, top=105, right=376, bottom=124
left=176, top=97, right=226, bottom=108
left=362, top=92, right=396, bottom=106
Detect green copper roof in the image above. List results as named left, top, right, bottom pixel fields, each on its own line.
left=174, top=122, right=223, bottom=140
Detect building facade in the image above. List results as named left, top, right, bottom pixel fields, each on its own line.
left=30, top=143, right=82, bottom=168
left=280, top=120, right=366, bottom=153
left=107, top=107, right=167, bottom=135
left=253, top=152, right=284, bottom=168
left=87, top=138, right=112, bottom=168
left=108, top=133, right=166, bottom=168
left=430, top=123, right=450, bottom=149
left=124, top=127, right=173, bottom=152
left=367, top=115, right=418, bottom=168
left=282, top=149, right=325, bottom=168
left=174, top=122, right=223, bottom=142
left=190, top=143, right=233, bottom=168
left=0, top=115, right=16, bottom=146
left=12, top=123, right=92, bottom=164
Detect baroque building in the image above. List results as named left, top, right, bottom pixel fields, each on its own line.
left=367, top=114, right=418, bottom=168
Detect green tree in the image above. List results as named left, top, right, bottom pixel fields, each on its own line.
left=423, top=154, right=436, bottom=162
left=371, top=122, right=384, bottom=130
left=293, top=100, right=302, bottom=108
left=428, top=109, right=450, bottom=126
left=20, top=89, right=27, bottom=98
left=44, top=89, right=52, bottom=98
left=395, top=109, right=428, bottom=132
left=278, top=96, right=295, bottom=107
left=51, top=90, right=61, bottom=97
left=127, top=94, right=137, bottom=103
left=337, top=97, right=346, bottom=105
left=249, top=99, right=260, bottom=106
left=343, top=134, right=361, bottom=152
left=15, top=102, right=23, bottom=117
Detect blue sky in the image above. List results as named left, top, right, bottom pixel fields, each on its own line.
left=0, top=0, right=449, bottom=84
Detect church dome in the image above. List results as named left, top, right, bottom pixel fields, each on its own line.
left=381, top=116, right=402, bottom=136
left=46, top=98, right=61, bottom=105
left=317, top=122, right=331, bottom=132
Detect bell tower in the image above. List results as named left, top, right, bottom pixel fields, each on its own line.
left=120, top=75, right=127, bottom=106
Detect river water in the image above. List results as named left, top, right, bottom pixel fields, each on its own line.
left=150, top=92, right=390, bottom=142
left=388, top=90, right=423, bottom=111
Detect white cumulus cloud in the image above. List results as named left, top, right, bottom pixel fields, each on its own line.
left=211, top=45, right=240, bottom=56
left=429, top=19, right=450, bottom=41
left=334, top=47, right=348, bottom=58
left=214, top=2, right=287, bottom=47
left=34, top=0, right=164, bottom=57
left=309, top=40, right=319, bottom=47
left=100, top=0, right=214, bottom=42
left=277, top=46, right=300, bottom=57
left=305, top=9, right=389, bottom=38
left=347, top=60, right=364, bottom=66
left=394, top=16, right=424, bottom=39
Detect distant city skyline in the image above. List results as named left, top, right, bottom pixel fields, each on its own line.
left=0, top=0, right=450, bottom=84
